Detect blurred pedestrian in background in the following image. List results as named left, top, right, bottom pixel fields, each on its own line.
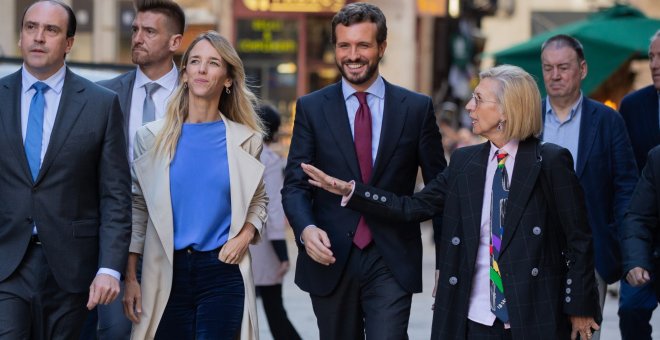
left=302, top=65, right=601, bottom=340
left=617, top=29, right=660, bottom=340
left=540, top=34, right=638, bottom=340
left=123, top=31, right=267, bottom=339
left=250, top=104, right=302, bottom=340
left=80, top=0, right=185, bottom=338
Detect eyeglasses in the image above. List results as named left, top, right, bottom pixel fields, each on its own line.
left=471, top=92, right=498, bottom=108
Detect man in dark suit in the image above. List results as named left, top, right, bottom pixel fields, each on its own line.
left=80, top=1, right=183, bottom=338
left=540, top=34, right=639, bottom=340
left=282, top=3, right=446, bottom=339
left=0, top=1, right=131, bottom=339
left=617, top=30, right=660, bottom=340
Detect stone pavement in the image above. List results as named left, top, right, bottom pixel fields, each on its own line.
left=257, top=223, right=660, bottom=339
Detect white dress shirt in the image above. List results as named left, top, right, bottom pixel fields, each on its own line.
left=467, top=139, right=518, bottom=327
left=128, top=63, right=178, bottom=160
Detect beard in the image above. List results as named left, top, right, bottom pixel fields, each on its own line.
left=335, top=56, right=380, bottom=87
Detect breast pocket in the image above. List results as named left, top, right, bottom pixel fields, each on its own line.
left=71, top=219, right=99, bottom=238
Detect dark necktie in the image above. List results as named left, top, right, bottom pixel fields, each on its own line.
left=353, top=92, right=373, bottom=249
left=25, top=81, right=49, bottom=181
left=142, top=82, right=160, bottom=124
left=490, top=150, right=509, bottom=323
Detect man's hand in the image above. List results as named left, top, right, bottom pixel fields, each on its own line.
left=626, top=267, right=651, bottom=286
left=87, top=273, right=120, bottom=310
left=301, top=226, right=335, bottom=266
left=123, top=278, right=142, bottom=323
left=569, top=316, right=599, bottom=340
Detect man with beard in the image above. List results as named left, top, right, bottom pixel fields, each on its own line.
left=80, top=0, right=184, bottom=338
left=540, top=34, right=638, bottom=340
left=282, top=2, right=446, bottom=338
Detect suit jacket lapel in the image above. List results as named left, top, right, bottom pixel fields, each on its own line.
left=465, top=142, right=490, bottom=268
left=0, top=70, right=33, bottom=181
left=646, top=87, right=660, bottom=145
left=37, top=68, right=86, bottom=183
left=116, top=71, right=136, bottom=139
left=371, top=81, right=408, bottom=184
left=575, top=96, right=599, bottom=178
left=321, top=82, right=361, bottom=180
left=499, top=138, right=542, bottom=255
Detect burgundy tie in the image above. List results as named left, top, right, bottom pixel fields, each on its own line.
left=353, top=92, right=373, bottom=249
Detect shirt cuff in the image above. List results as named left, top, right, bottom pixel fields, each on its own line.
left=340, top=180, right=357, bottom=207
left=97, top=268, right=121, bottom=281
left=300, top=225, right=316, bottom=244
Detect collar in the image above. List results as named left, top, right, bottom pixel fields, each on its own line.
left=135, top=61, right=178, bottom=92
left=21, top=64, right=66, bottom=95
left=489, top=139, right=519, bottom=161
left=341, top=75, right=385, bottom=101
left=545, top=92, right=583, bottom=121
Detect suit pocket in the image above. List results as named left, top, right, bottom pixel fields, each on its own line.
left=71, top=219, right=99, bottom=238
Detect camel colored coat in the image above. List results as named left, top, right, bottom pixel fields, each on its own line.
left=129, top=116, right=267, bottom=339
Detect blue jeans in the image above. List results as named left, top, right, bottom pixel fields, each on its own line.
left=619, top=277, right=659, bottom=340
left=155, top=247, right=244, bottom=340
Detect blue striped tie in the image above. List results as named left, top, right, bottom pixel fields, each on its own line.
left=25, top=81, right=49, bottom=181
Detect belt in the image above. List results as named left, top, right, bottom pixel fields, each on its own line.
left=30, top=234, right=42, bottom=245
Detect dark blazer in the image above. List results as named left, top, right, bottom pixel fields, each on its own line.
left=542, top=96, right=638, bottom=284
left=347, top=138, right=601, bottom=339
left=282, top=80, right=446, bottom=295
left=619, top=85, right=660, bottom=172
left=0, top=69, right=131, bottom=293
left=97, top=70, right=137, bottom=145
left=622, top=145, right=660, bottom=297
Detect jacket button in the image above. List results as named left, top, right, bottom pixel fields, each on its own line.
left=566, top=278, right=572, bottom=285
left=380, top=196, right=387, bottom=202
left=451, top=237, right=460, bottom=245
left=346, top=231, right=354, bottom=237
left=565, top=296, right=571, bottom=303
left=26, top=217, right=33, bottom=224
left=565, top=288, right=571, bottom=294
left=449, top=276, right=458, bottom=285
left=372, top=194, right=379, bottom=200
left=531, top=268, right=539, bottom=276
left=532, top=226, right=541, bottom=235
left=365, top=192, right=371, bottom=198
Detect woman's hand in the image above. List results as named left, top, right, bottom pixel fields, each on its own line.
left=569, top=316, right=599, bottom=340
left=301, top=163, right=353, bottom=196
left=219, top=222, right=256, bottom=264
left=123, top=278, right=142, bottom=323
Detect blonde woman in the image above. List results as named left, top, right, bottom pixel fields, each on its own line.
left=123, top=31, right=267, bottom=339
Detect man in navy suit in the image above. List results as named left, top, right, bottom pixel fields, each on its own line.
left=282, top=3, right=446, bottom=339
left=540, top=34, right=639, bottom=340
left=617, top=30, right=660, bottom=340
left=0, top=1, right=131, bottom=338
left=79, top=1, right=184, bottom=339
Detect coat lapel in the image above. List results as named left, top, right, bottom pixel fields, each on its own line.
left=371, top=81, right=408, bottom=184
left=575, top=97, right=599, bottom=178
left=464, top=142, right=490, bottom=268
left=0, top=70, right=33, bottom=181
left=37, top=69, right=87, bottom=183
left=321, top=82, right=361, bottom=180
left=499, top=138, right=542, bottom=255
left=223, top=114, right=265, bottom=238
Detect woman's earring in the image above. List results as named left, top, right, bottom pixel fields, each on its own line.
left=225, top=86, right=231, bottom=94
left=183, top=82, right=188, bottom=89
left=497, top=120, right=504, bottom=131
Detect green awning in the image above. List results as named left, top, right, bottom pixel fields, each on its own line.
left=492, top=5, right=660, bottom=96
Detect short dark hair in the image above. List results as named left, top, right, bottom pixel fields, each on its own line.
left=21, top=0, right=77, bottom=38
left=135, top=0, right=185, bottom=35
left=541, top=34, right=585, bottom=62
left=257, top=104, right=281, bottom=143
left=331, top=2, right=387, bottom=45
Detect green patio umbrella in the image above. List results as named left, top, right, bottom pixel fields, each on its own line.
left=492, top=4, right=660, bottom=96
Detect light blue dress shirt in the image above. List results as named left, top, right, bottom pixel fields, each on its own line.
left=543, top=95, right=583, bottom=169
left=341, top=75, right=386, bottom=164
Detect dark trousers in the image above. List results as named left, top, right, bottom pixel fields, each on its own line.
left=155, top=247, right=244, bottom=340
left=466, top=319, right=513, bottom=340
left=79, top=281, right=132, bottom=340
left=0, top=243, right=89, bottom=340
left=257, top=284, right=301, bottom=340
left=310, top=244, right=413, bottom=340
left=619, top=278, right=659, bottom=340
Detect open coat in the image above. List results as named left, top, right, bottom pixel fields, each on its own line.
left=129, top=116, right=267, bottom=339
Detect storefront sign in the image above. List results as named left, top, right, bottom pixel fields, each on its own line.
left=241, top=0, right=346, bottom=13
left=417, top=0, right=446, bottom=17
left=237, top=19, right=298, bottom=55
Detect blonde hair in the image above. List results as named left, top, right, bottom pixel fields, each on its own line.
left=480, top=65, right=542, bottom=140
left=155, top=31, right=263, bottom=158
